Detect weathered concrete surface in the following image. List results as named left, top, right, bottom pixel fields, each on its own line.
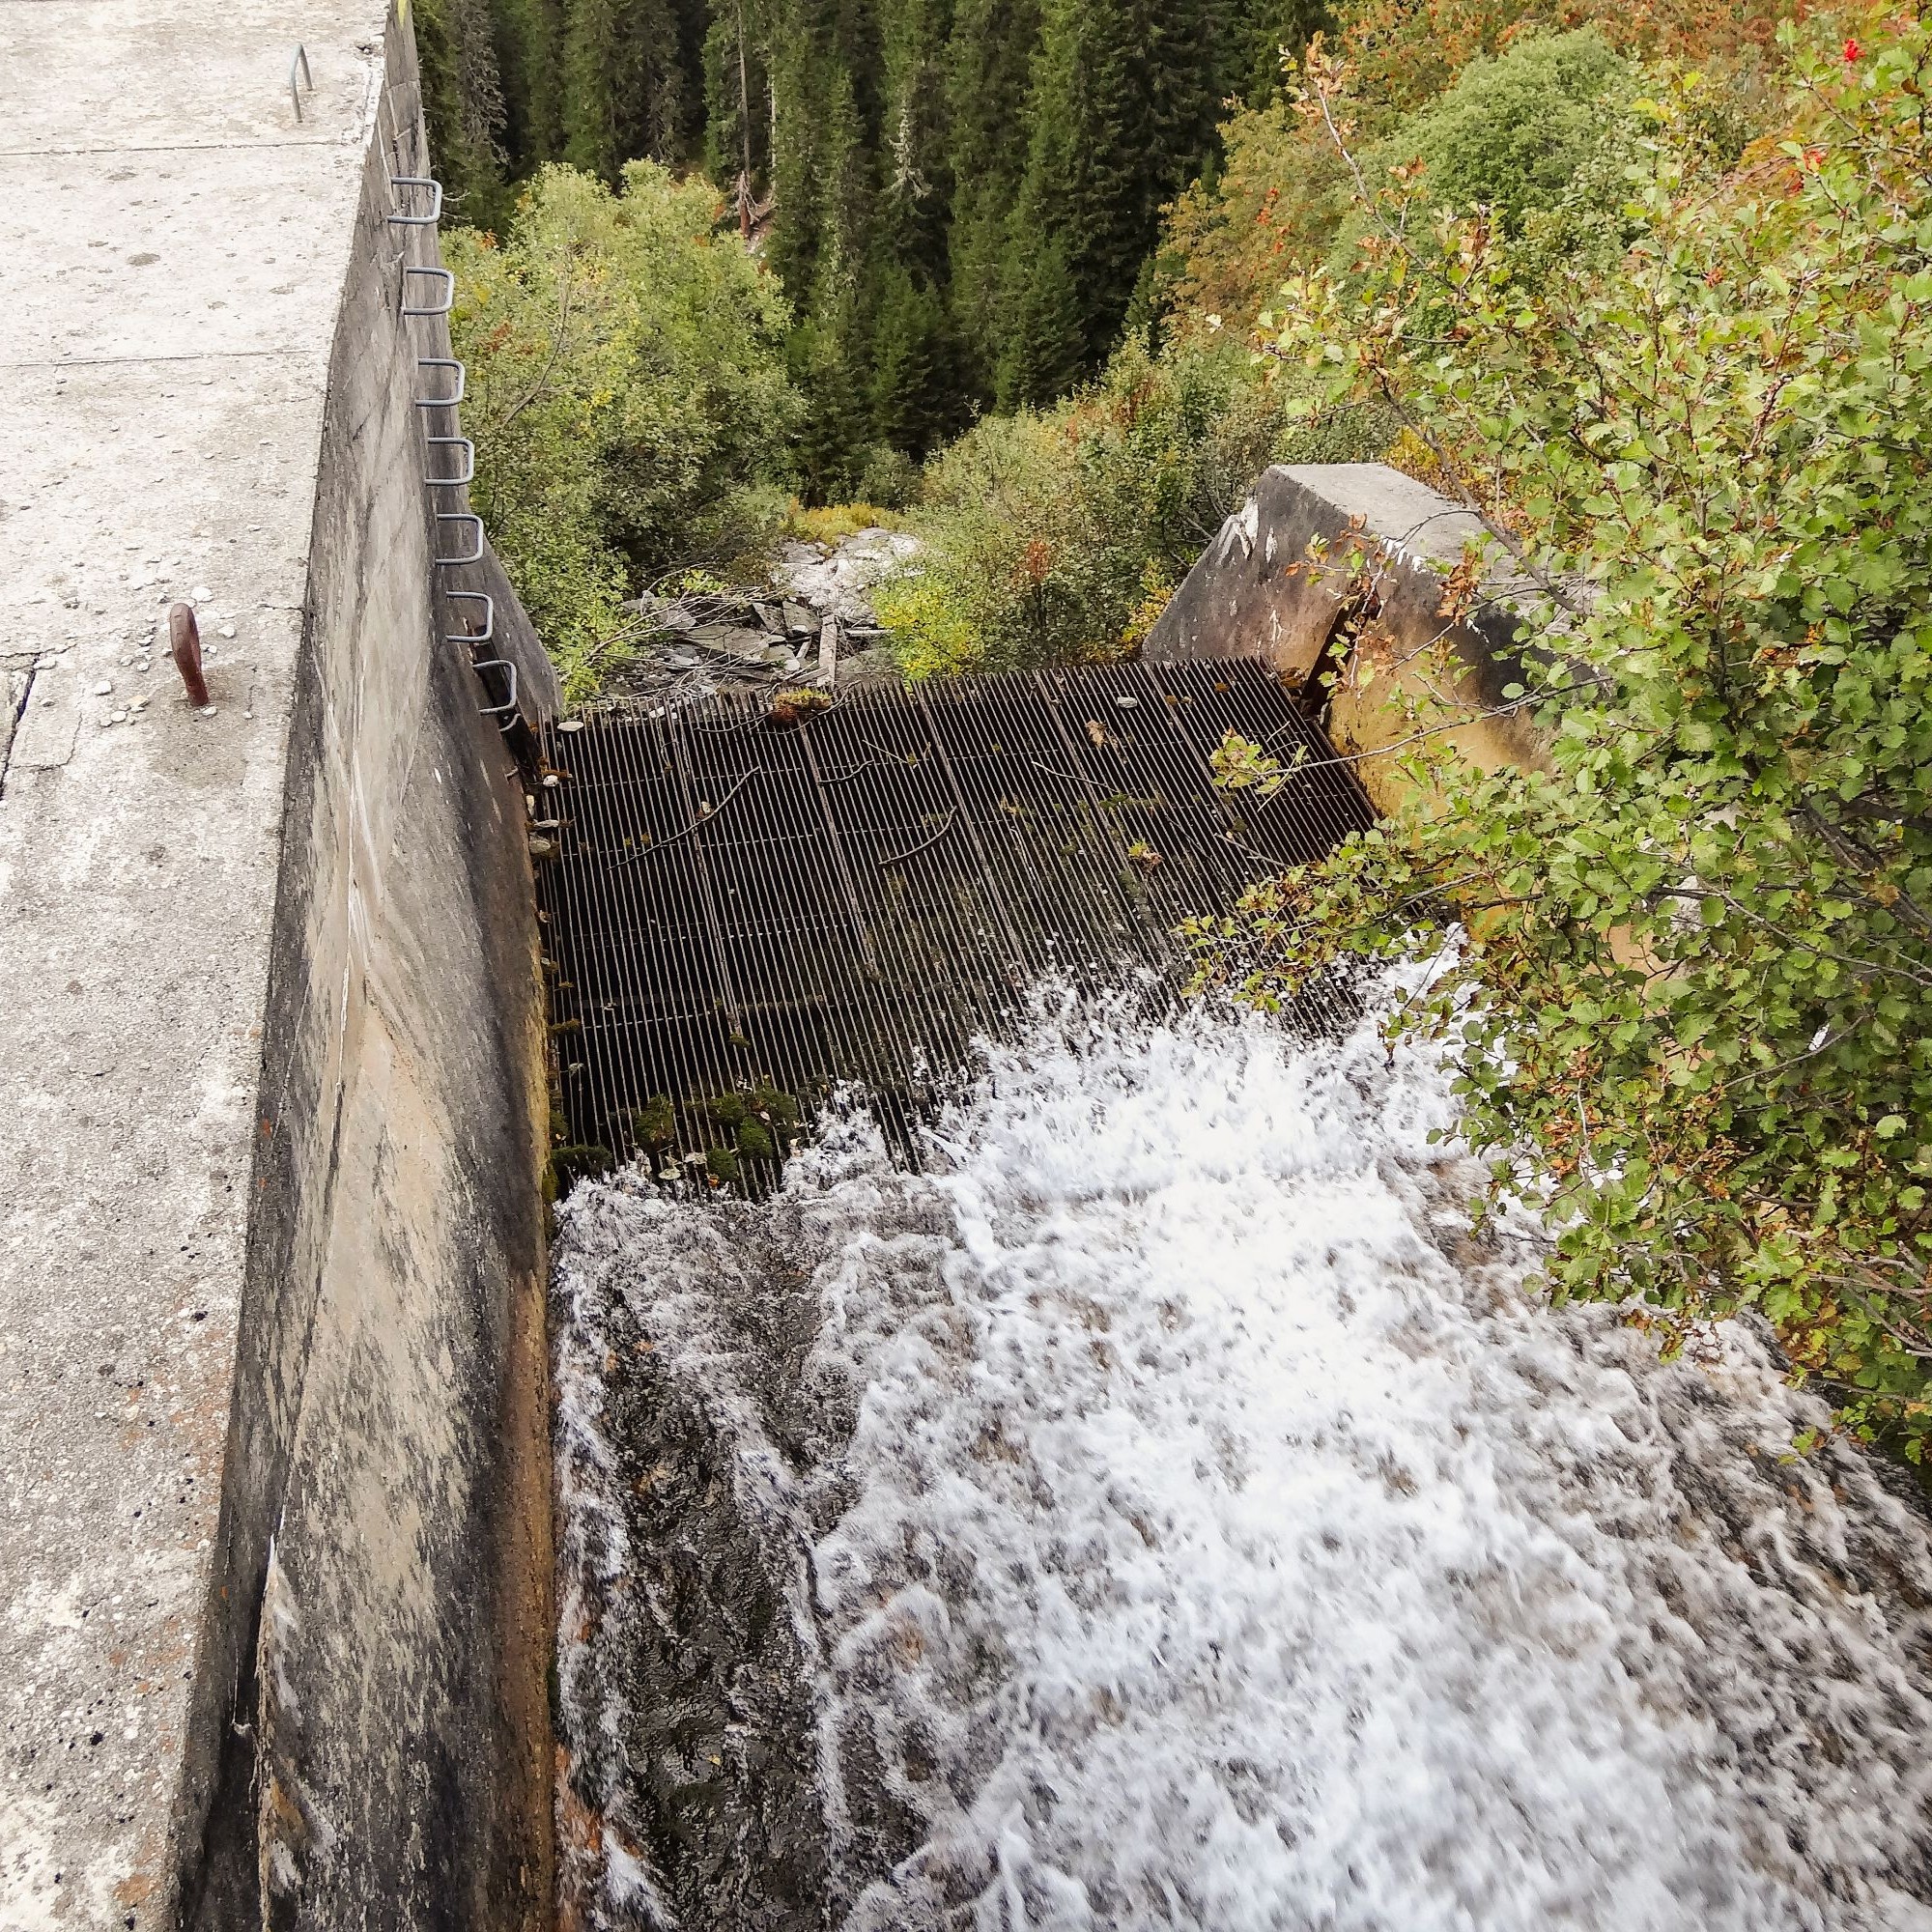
left=0, top=5, right=554, bottom=1927
left=175, top=20, right=554, bottom=1923
left=0, top=9, right=384, bottom=1923
left=1145, top=464, right=1553, bottom=811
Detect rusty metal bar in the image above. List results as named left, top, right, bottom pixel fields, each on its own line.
left=169, top=602, right=210, bottom=710
left=801, top=725, right=883, bottom=979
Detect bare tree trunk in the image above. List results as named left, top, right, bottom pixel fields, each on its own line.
left=736, top=1, right=753, bottom=239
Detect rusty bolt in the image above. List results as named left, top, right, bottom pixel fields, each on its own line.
left=169, top=602, right=211, bottom=710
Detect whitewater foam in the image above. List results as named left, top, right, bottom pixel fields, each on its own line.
left=554, top=987, right=1932, bottom=1931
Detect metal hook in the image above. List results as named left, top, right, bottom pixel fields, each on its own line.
left=399, top=266, right=454, bottom=317
left=414, top=357, right=466, bottom=410
left=424, top=436, right=475, bottom=489
left=433, top=513, right=485, bottom=567
left=472, top=658, right=520, bottom=728
left=444, top=590, right=495, bottom=648
left=387, top=176, right=443, bottom=227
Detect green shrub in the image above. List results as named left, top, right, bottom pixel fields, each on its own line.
left=874, top=570, right=983, bottom=678
left=1388, top=30, right=1633, bottom=234
left=448, top=161, right=802, bottom=698
left=855, top=443, right=923, bottom=513
left=1209, top=21, right=1932, bottom=1460
left=1324, top=28, right=1642, bottom=294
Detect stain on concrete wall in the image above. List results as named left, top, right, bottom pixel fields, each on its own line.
left=171, top=14, right=554, bottom=1928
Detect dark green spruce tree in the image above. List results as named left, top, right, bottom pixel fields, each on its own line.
left=875, top=0, right=955, bottom=278
left=702, top=0, right=777, bottom=229
left=865, top=0, right=964, bottom=451
left=998, top=0, right=1224, bottom=405
left=870, top=266, right=964, bottom=451
left=493, top=0, right=567, bottom=175
left=788, top=300, right=869, bottom=501
left=1230, top=0, right=1332, bottom=104
left=764, top=3, right=874, bottom=295
left=996, top=235, right=1084, bottom=407
left=941, top=0, right=1041, bottom=395
left=413, top=0, right=510, bottom=220
left=781, top=22, right=874, bottom=494
left=561, top=0, right=691, bottom=178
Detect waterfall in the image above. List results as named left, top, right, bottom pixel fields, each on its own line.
left=553, top=984, right=1932, bottom=1931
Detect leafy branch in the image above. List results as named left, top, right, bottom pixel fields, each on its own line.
left=1206, top=11, right=1932, bottom=1462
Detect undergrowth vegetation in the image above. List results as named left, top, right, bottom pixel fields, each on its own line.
left=447, top=161, right=799, bottom=697
left=1189, top=14, right=1932, bottom=1461
left=875, top=339, right=1389, bottom=675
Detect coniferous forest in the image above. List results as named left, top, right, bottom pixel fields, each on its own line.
left=420, top=0, right=1322, bottom=487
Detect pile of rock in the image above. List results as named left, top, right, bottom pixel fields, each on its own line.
left=600, top=526, right=917, bottom=708
left=771, top=526, right=919, bottom=635
left=618, top=589, right=826, bottom=673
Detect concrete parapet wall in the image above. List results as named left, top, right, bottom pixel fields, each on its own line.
left=1145, top=463, right=1550, bottom=812
left=0, top=6, right=553, bottom=1926
left=175, top=16, right=554, bottom=1927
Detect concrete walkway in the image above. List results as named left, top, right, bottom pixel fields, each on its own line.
left=0, top=5, right=385, bottom=1922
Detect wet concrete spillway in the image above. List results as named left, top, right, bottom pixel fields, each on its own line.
left=539, top=656, right=1372, bottom=1171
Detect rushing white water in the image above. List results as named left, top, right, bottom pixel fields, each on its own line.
left=553, top=986, right=1932, bottom=1932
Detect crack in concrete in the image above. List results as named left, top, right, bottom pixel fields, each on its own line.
left=0, top=661, right=32, bottom=799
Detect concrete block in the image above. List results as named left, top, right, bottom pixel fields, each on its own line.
left=1146, top=463, right=1556, bottom=811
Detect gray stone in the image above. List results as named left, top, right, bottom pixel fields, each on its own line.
left=772, top=528, right=921, bottom=628
left=688, top=624, right=774, bottom=660
left=621, top=594, right=696, bottom=631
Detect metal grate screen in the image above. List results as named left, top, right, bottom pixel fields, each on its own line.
left=537, top=657, right=1373, bottom=1179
